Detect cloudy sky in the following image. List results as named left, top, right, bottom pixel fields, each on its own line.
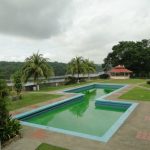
left=0, top=0, right=150, bottom=63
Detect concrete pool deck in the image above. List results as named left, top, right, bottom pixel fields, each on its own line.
left=3, top=84, right=150, bottom=150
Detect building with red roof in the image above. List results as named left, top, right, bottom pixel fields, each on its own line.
left=109, top=65, right=132, bottom=79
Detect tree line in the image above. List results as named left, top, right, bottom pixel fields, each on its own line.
left=0, top=61, right=101, bottom=80
left=0, top=61, right=67, bottom=79
left=102, top=39, right=150, bottom=77
left=1, top=53, right=98, bottom=99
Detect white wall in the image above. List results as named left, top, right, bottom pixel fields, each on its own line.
left=110, top=76, right=130, bottom=79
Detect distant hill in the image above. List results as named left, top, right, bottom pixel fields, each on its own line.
left=0, top=61, right=102, bottom=79
left=0, top=61, right=24, bottom=79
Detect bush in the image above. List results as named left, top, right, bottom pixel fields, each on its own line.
left=10, top=91, right=22, bottom=101
left=79, top=78, right=86, bottom=82
left=0, top=115, right=21, bottom=144
left=147, top=80, right=150, bottom=85
left=99, top=73, right=110, bottom=79
left=12, top=71, right=23, bottom=98
left=65, top=76, right=77, bottom=85
left=0, top=79, right=9, bottom=98
left=0, top=79, right=21, bottom=145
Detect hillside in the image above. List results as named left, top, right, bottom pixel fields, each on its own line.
left=0, top=61, right=102, bottom=79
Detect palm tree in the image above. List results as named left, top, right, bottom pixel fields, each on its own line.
left=84, top=59, right=96, bottom=79
left=67, top=56, right=85, bottom=83
left=22, top=52, right=53, bottom=91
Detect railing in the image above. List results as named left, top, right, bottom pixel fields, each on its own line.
left=7, top=72, right=103, bottom=87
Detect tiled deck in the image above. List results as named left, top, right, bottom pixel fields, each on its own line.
left=3, top=84, right=150, bottom=150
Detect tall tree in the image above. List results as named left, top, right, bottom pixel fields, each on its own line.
left=22, top=52, right=53, bottom=90
left=83, top=59, right=96, bottom=79
left=103, top=39, right=150, bottom=77
left=67, top=57, right=85, bottom=83
left=12, top=71, right=23, bottom=98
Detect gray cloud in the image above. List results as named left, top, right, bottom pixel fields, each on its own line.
left=0, top=0, right=73, bottom=39
left=0, top=0, right=150, bottom=63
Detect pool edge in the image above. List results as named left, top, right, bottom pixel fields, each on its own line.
left=14, top=83, right=138, bottom=143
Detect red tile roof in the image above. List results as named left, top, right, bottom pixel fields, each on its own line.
left=110, top=65, right=132, bottom=73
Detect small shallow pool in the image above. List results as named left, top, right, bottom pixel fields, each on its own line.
left=15, top=84, right=138, bottom=142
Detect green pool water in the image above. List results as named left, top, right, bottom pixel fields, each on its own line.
left=24, top=88, right=125, bottom=136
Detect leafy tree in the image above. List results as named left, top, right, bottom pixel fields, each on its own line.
left=0, top=80, right=9, bottom=98
left=22, top=52, right=53, bottom=90
left=67, top=57, right=86, bottom=83
left=12, top=71, right=23, bottom=98
left=0, top=80, right=9, bottom=128
left=0, top=80, right=21, bottom=145
left=83, top=59, right=96, bottom=79
left=102, top=39, right=150, bottom=77
left=49, top=62, right=67, bottom=76
left=0, top=61, right=24, bottom=79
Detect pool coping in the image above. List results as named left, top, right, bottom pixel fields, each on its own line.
left=14, top=83, right=138, bottom=143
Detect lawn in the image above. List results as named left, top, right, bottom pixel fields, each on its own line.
left=39, top=82, right=88, bottom=92
left=140, top=83, right=150, bottom=88
left=8, top=92, right=62, bottom=111
left=99, top=79, right=147, bottom=84
left=36, top=143, right=69, bottom=150
left=119, top=87, right=150, bottom=101
left=39, top=79, right=147, bottom=92
left=9, top=79, right=148, bottom=111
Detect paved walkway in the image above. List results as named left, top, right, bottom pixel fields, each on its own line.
left=3, top=84, right=150, bottom=150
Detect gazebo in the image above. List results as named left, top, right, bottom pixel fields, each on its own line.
left=109, top=65, right=132, bottom=79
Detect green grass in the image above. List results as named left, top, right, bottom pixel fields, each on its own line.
left=40, top=82, right=88, bottom=92
left=35, top=143, right=69, bottom=150
left=99, top=79, right=147, bottom=84
left=140, top=83, right=150, bottom=88
left=119, top=87, right=150, bottom=101
left=10, top=79, right=147, bottom=111
left=40, top=79, right=147, bottom=92
left=8, top=93, right=62, bottom=111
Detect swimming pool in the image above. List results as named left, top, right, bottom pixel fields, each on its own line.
left=15, top=83, right=138, bottom=142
